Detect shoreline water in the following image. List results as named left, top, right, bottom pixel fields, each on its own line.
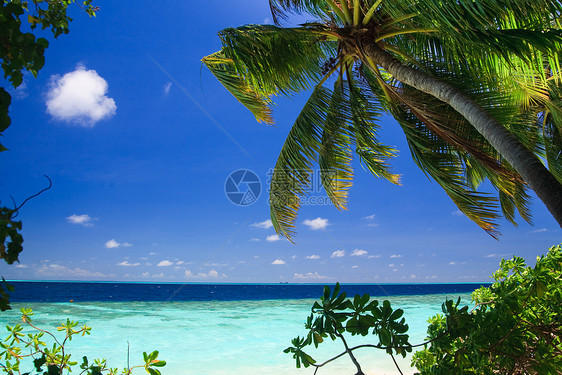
left=0, top=291, right=476, bottom=375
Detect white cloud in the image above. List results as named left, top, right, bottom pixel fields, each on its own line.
left=425, top=275, right=438, bottom=279
left=208, top=270, right=219, bottom=278
left=105, top=239, right=132, bottom=249
left=184, top=270, right=193, bottom=278
left=367, top=223, right=379, bottom=227
left=291, top=255, right=297, bottom=259
left=451, top=210, right=464, bottom=216
left=449, top=261, right=457, bottom=265
left=388, top=263, right=395, bottom=268
left=46, top=65, right=116, bottom=126
left=163, top=82, right=172, bottom=95
left=390, top=254, right=403, bottom=258
left=251, top=219, right=273, bottom=229
left=266, top=234, right=281, bottom=242
left=37, top=264, right=113, bottom=279
left=117, top=261, right=140, bottom=267
left=362, top=214, right=375, bottom=220
left=351, top=249, right=368, bottom=257
left=331, top=250, right=345, bottom=258
left=15, top=264, right=28, bottom=268
left=294, top=272, right=328, bottom=280
left=271, top=259, right=286, bottom=265
left=305, top=255, right=321, bottom=260
left=352, top=265, right=359, bottom=269
left=484, top=253, right=498, bottom=258
left=149, top=252, right=156, bottom=256
left=249, top=238, right=260, bottom=242
left=303, top=217, right=329, bottom=230
left=157, top=260, right=173, bottom=267
left=142, top=272, right=149, bottom=278
left=66, top=214, right=96, bottom=227
left=531, top=228, right=547, bottom=233
left=105, top=239, right=120, bottom=249
left=368, top=255, right=381, bottom=259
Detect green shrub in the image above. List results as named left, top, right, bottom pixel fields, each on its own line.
left=0, top=308, right=165, bottom=375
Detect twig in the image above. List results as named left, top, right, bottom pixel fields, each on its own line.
left=11, top=175, right=52, bottom=219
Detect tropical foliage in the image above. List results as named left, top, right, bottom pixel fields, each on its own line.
left=286, top=244, right=562, bottom=374
left=0, top=308, right=166, bottom=375
left=203, top=0, right=562, bottom=240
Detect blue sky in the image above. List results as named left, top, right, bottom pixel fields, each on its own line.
left=0, top=1, right=559, bottom=283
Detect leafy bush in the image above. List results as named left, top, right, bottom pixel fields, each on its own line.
left=0, top=308, right=165, bottom=375
left=286, top=244, right=562, bottom=375
left=412, top=244, right=562, bottom=374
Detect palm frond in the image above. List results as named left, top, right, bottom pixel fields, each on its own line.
left=217, top=25, right=327, bottom=97
left=270, top=86, right=332, bottom=240
left=202, top=51, right=273, bottom=123
left=318, top=79, right=354, bottom=210
left=349, top=71, right=400, bottom=183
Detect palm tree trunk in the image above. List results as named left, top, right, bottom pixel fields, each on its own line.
left=363, top=42, right=562, bottom=228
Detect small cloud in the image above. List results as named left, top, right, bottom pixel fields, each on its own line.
left=410, top=274, right=416, bottom=279
left=208, top=270, right=219, bottom=278
left=368, top=255, right=381, bottom=259
left=142, top=272, right=149, bottom=278
left=251, top=219, right=273, bottom=229
left=305, top=255, right=321, bottom=260
left=149, top=252, right=157, bottom=256
left=351, top=265, right=359, bottom=269
left=351, top=249, right=368, bottom=257
left=449, top=261, right=457, bottom=265
left=294, top=272, right=327, bottom=280
left=362, top=214, right=375, bottom=220
left=388, top=263, right=396, bottom=268
left=451, top=210, right=464, bottom=216
left=46, top=64, right=116, bottom=126
left=390, top=254, right=403, bottom=258
left=367, top=223, right=379, bottom=227
left=105, top=239, right=132, bottom=249
left=105, top=239, right=120, bottom=249
left=249, top=238, right=260, bottom=242
left=291, top=255, right=297, bottom=259
left=484, top=253, right=498, bottom=258
left=531, top=228, right=547, bottom=233
left=271, top=259, right=286, bottom=265
left=331, top=250, right=345, bottom=258
left=15, top=264, right=28, bottom=268
left=425, top=275, right=438, bottom=279
left=266, top=234, right=281, bottom=242
left=184, top=270, right=193, bottom=278
left=303, top=217, right=329, bottom=230
left=117, top=261, right=140, bottom=267
left=66, top=214, right=96, bottom=227
left=163, top=82, right=172, bottom=95
left=157, top=260, right=173, bottom=267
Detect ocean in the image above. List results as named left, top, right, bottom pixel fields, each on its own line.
left=0, top=282, right=488, bottom=375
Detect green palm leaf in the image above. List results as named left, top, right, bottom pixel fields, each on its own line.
left=318, top=79, right=354, bottom=210
left=270, top=85, right=331, bottom=240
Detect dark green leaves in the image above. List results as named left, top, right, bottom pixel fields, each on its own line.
left=413, top=244, right=562, bottom=374
left=287, top=282, right=414, bottom=371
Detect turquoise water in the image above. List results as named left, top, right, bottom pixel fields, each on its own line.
left=0, top=293, right=471, bottom=375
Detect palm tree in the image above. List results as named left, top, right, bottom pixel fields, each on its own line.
left=203, top=0, right=562, bottom=240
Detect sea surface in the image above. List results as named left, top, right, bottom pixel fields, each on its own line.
left=0, top=282, right=489, bottom=375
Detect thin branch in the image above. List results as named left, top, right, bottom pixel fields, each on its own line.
left=11, top=175, right=52, bottom=219
left=390, top=352, right=404, bottom=375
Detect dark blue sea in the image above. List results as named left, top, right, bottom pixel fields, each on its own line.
left=6, top=281, right=489, bottom=302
